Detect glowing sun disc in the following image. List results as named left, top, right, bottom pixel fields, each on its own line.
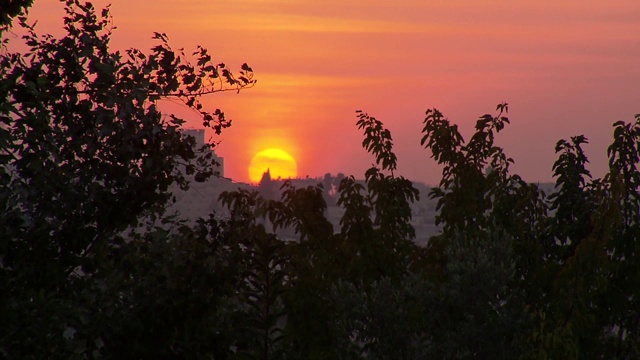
left=248, top=148, right=298, bottom=183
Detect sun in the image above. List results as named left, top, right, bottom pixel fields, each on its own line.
left=248, top=148, right=298, bottom=183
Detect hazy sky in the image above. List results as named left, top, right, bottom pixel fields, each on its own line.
left=14, top=0, right=640, bottom=184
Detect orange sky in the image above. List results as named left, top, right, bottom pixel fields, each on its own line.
left=13, top=0, right=640, bottom=184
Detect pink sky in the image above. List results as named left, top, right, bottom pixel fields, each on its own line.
left=13, top=0, right=640, bottom=184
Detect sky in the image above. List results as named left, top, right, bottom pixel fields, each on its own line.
left=11, top=0, right=640, bottom=185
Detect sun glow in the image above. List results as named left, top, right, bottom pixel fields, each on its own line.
left=248, top=148, right=298, bottom=183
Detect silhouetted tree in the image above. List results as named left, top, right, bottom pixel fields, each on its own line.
left=0, top=0, right=34, bottom=30
left=0, top=1, right=254, bottom=357
left=322, top=172, right=336, bottom=205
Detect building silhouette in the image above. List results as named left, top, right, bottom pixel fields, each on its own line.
left=167, top=129, right=249, bottom=222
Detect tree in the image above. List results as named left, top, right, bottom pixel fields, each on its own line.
left=0, top=1, right=254, bottom=357
left=324, top=104, right=640, bottom=359
left=325, top=105, right=528, bottom=359
left=216, top=111, right=421, bottom=358
left=231, top=106, right=640, bottom=359
left=0, top=0, right=34, bottom=30
left=90, top=215, right=246, bottom=359
left=321, top=172, right=336, bottom=205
